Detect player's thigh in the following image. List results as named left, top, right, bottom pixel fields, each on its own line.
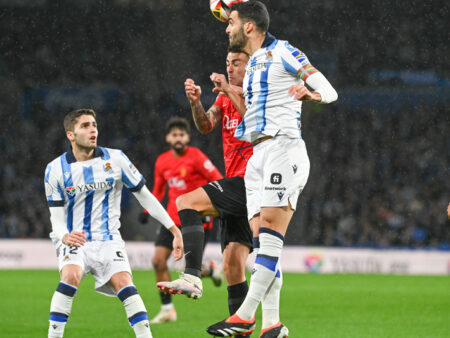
left=204, top=176, right=248, bottom=218
left=91, top=240, right=132, bottom=296
left=260, top=138, right=309, bottom=212
left=57, top=244, right=86, bottom=286
left=176, top=187, right=219, bottom=216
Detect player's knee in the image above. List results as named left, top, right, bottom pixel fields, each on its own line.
left=61, top=270, right=82, bottom=286
left=176, top=194, right=193, bottom=211
left=152, top=256, right=168, bottom=272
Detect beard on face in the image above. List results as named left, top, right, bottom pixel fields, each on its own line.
left=171, top=141, right=186, bottom=154
left=229, top=25, right=248, bottom=50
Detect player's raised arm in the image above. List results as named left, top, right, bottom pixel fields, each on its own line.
left=185, top=78, right=223, bottom=134
left=210, top=72, right=247, bottom=116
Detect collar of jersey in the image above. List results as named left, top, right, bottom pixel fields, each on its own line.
left=261, top=32, right=276, bottom=48
left=66, top=146, right=104, bottom=163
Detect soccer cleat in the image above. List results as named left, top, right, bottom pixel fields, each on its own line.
left=206, top=313, right=256, bottom=336
left=149, top=307, right=177, bottom=324
left=210, top=261, right=223, bottom=287
left=259, top=322, right=289, bottom=338
left=157, top=273, right=203, bottom=299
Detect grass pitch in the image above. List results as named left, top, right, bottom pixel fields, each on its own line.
left=0, top=270, right=448, bottom=337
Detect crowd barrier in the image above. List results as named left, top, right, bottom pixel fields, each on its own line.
left=0, top=239, right=448, bottom=275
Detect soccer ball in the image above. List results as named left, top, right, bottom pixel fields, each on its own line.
left=210, top=0, right=248, bottom=23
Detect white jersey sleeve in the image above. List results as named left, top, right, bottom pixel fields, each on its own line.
left=279, top=42, right=319, bottom=82
left=116, top=151, right=146, bottom=192
left=44, top=162, right=65, bottom=207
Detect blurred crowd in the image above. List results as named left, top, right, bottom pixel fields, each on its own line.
left=0, top=0, right=448, bottom=248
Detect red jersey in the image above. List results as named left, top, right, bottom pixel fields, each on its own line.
left=152, top=146, right=223, bottom=228
left=214, top=95, right=253, bottom=178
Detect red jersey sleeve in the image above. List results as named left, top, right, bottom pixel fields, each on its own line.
left=152, top=155, right=167, bottom=202
left=193, top=148, right=223, bottom=182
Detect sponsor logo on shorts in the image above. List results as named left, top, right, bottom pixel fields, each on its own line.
left=292, top=164, right=298, bottom=174
left=264, top=187, right=286, bottom=191
left=209, top=181, right=223, bottom=192
left=270, top=173, right=282, bottom=184
left=277, top=192, right=284, bottom=200
left=114, top=251, right=125, bottom=262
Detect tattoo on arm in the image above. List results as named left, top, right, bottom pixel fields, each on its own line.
left=192, top=103, right=222, bottom=134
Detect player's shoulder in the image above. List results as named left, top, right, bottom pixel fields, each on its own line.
left=99, top=147, right=128, bottom=161
left=45, top=153, right=65, bottom=174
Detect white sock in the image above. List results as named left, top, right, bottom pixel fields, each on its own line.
left=262, top=264, right=283, bottom=328
left=118, top=285, right=152, bottom=338
left=48, top=282, right=77, bottom=338
left=161, top=303, right=174, bottom=311
left=236, top=229, right=284, bottom=321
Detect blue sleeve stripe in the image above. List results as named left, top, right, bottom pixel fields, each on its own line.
left=275, top=269, right=281, bottom=278
left=60, top=154, right=74, bottom=232
left=48, top=200, right=64, bottom=207
left=129, top=177, right=146, bottom=192
left=117, top=286, right=138, bottom=302
left=259, top=227, right=285, bottom=242
left=128, top=312, right=148, bottom=326
left=49, top=312, right=68, bottom=322
left=255, top=254, right=278, bottom=271
left=56, top=282, right=77, bottom=297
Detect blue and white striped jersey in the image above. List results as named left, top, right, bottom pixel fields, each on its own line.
left=44, top=147, right=145, bottom=241
left=235, top=33, right=319, bottom=143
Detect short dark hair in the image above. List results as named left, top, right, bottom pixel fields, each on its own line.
left=227, top=44, right=250, bottom=57
left=165, top=117, right=190, bottom=135
left=63, top=109, right=96, bottom=132
left=230, top=1, right=270, bottom=33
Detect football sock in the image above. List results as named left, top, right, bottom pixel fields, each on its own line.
left=159, top=291, right=172, bottom=305
left=179, top=209, right=204, bottom=278
left=118, top=286, right=152, bottom=338
left=227, top=281, right=249, bottom=315
left=262, top=264, right=283, bottom=328
left=48, top=282, right=77, bottom=338
left=236, top=228, right=284, bottom=321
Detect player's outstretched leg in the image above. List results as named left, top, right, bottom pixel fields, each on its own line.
left=157, top=209, right=204, bottom=299
left=48, top=282, right=77, bottom=338
left=117, top=285, right=152, bottom=338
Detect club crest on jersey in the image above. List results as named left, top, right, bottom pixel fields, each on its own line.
left=266, top=51, right=273, bottom=60
left=180, top=167, right=187, bottom=177
left=66, top=186, right=76, bottom=196
left=104, top=162, right=113, bottom=173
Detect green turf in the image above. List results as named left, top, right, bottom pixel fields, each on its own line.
left=0, top=270, right=448, bottom=337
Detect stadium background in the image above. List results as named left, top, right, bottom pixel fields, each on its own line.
left=0, top=0, right=448, bottom=249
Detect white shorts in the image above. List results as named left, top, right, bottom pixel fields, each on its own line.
left=56, top=239, right=132, bottom=297
left=245, top=136, right=310, bottom=220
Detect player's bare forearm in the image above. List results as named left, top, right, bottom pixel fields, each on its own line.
left=227, top=90, right=247, bottom=117
left=191, top=103, right=221, bottom=134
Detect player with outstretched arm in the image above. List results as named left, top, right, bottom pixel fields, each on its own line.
left=44, top=109, right=183, bottom=338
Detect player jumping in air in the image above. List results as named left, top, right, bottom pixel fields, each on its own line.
left=145, top=117, right=223, bottom=324
left=157, top=47, right=254, bottom=337
left=205, top=1, right=338, bottom=336
left=44, top=109, right=183, bottom=338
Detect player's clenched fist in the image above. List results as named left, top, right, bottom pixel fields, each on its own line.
left=62, top=230, right=86, bottom=247
left=210, top=72, right=231, bottom=96
left=185, top=78, right=202, bottom=104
